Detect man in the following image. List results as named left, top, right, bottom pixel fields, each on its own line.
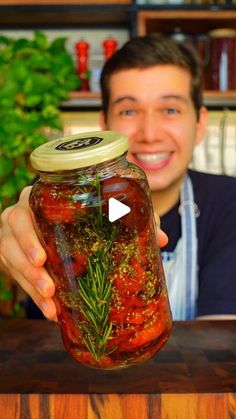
left=1, top=34, right=236, bottom=320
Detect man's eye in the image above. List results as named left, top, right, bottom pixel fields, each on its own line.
left=120, top=109, right=136, bottom=116
left=165, top=108, right=179, bottom=115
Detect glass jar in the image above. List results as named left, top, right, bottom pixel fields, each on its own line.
left=29, top=130, right=172, bottom=369
left=208, top=28, right=236, bottom=91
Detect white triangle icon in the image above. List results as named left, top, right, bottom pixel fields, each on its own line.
left=108, top=198, right=131, bottom=222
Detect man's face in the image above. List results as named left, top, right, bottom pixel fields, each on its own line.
left=100, top=65, right=207, bottom=192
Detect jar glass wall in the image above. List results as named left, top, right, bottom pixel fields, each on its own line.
left=29, top=131, right=172, bottom=369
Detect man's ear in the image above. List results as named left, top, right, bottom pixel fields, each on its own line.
left=195, top=106, right=208, bottom=145
left=99, top=111, right=108, bottom=130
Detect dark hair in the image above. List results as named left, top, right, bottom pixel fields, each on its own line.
left=100, top=34, right=203, bottom=120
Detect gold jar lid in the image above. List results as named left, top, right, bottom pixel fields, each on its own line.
left=30, top=130, right=129, bottom=172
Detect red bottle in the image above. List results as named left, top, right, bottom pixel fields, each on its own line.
left=103, top=36, right=118, bottom=60
left=75, top=39, right=90, bottom=91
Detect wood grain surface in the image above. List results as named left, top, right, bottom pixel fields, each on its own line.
left=0, top=320, right=235, bottom=418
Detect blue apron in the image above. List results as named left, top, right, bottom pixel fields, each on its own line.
left=161, top=175, right=198, bottom=320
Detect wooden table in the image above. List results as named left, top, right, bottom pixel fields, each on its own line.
left=0, top=320, right=235, bottom=419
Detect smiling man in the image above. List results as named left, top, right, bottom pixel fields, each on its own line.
left=0, top=35, right=236, bottom=321
left=99, top=34, right=236, bottom=320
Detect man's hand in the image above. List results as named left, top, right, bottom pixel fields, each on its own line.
left=0, top=186, right=57, bottom=321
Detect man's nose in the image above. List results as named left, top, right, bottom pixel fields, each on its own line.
left=141, top=112, right=163, bottom=143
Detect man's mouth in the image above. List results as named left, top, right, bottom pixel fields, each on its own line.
left=133, top=152, right=172, bottom=170
left=136, top=152, right=170, bottom=163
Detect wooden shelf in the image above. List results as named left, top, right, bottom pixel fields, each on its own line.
left=62, top=91, right=101, bottom=108
left=0, top=1, right=132, bottom=28
left=69, top=91, right=100, bottom=100
left=204, top=91, right=236, bottom=107
left=62, top=90, right=236, bottom=108
left=0, top=0, right=131, bottom=5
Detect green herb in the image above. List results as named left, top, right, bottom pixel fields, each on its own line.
left=77, top=244, right=116, bottom=361
left=0, top=31, right=80, bottom=212
left=0, top=31, right=80, bottom=315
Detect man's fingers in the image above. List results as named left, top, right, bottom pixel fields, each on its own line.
left=154, top=211, right=168, bottom=248
left=158, top=230, right=168, bottom=248
left=0, top=185, right=57, bottom=321
left=1, top=185, right=46, bottom=267
left=0, top=232, right=54, bottom=295
left=10, top=266, right=57, bottom=321
left=18, top=185, right=33, bottom=204
left=7, top=205, right=47, bottom=267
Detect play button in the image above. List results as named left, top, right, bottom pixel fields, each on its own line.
left=108, top=198, right=131, bottom=222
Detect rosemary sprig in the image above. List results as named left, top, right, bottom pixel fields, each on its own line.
left=77, top=247, right=116, bottom=361
left=70, top=173, right=119, bottom=360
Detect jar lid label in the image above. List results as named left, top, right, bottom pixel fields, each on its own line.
left=55, top=136, right=103, bottom=151
left=30, top=130, right=129, bottom=172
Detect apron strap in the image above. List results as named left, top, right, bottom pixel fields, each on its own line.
left=180, top=175, right=198, bottom=319
left=161, top=175, right=198, bottom=320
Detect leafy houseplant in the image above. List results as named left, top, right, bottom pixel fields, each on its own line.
left=0, top=31, right=80, bottom=316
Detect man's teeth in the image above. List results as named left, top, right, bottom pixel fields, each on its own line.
left=136, top=152, right=170, bottom=163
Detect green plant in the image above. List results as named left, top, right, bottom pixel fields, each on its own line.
left=0, top=31, right=80, bottom=315
left=0, top=31, right=80, bottom=210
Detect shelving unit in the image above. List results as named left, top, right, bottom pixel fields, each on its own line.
left=136, top=8, right=236, bottom=107
left=137, top=9, right=236, bottom=36
left=0, top=1, right=235, bottom=108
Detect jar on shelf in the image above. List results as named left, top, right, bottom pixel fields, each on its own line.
left=29, top=130, right=172, bottom=369
left=208, top=28, right=236, bottom=91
